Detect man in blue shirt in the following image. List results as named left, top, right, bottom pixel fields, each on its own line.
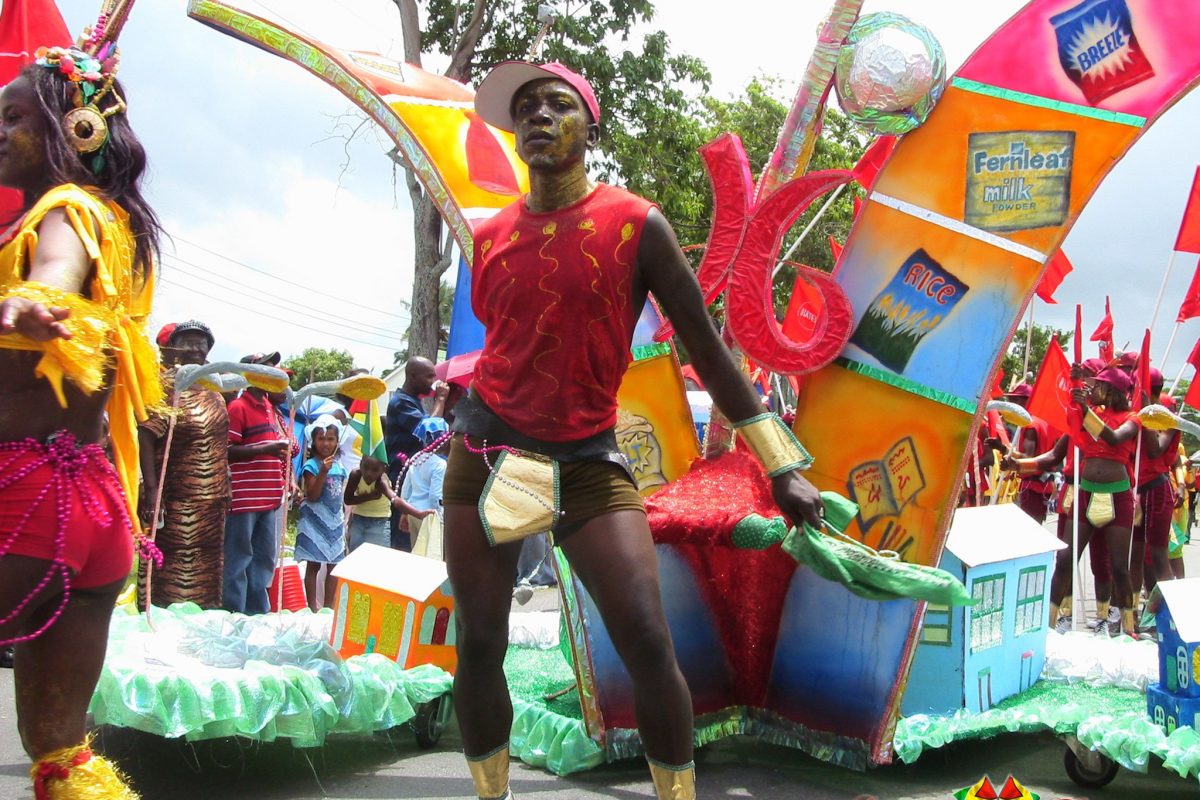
left=385, top=356, right=447, bottom=549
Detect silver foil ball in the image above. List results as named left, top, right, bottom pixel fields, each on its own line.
left=834, top=12, right=946, bottom=135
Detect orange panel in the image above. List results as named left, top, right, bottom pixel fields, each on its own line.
left=874, top=85, right=1139, bottom=252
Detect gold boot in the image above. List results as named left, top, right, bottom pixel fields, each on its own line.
left=1121, top=608, right=1137, bottom=638
left=466, top=744, right=513, bottom=800
left=648, top=758, right=696, bottom=800
left=31, top=736, right=139, bottom=799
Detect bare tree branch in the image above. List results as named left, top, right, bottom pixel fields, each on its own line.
left=445, top=0, right=488, bottom=80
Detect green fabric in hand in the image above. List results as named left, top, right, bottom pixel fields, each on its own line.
left=734, top=491, right=972, bottom=606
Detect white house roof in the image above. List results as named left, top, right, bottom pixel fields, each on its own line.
left=1150, top=578, right=1200, bottom=643
left=331, top=543, right=448, bottom=602
left=945, top=504, right=1066, bottom=568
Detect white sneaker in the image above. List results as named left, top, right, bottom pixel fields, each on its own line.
left=1088, top=607, right=1119, bottom=630
left=1054, top=615, right=1073, bottom=634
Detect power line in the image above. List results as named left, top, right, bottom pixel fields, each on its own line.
left=162, top=254, right=409, bottom=340
left=167, top=232, right=413, bottom=322
left=163, top=256, right=406, bottom=342
left=159, top=275, right=403, bottom=352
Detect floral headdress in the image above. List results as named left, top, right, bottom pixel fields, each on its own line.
left=33, top=0, right=136, bottom=172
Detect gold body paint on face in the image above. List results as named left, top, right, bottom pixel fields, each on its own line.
left=514, top=79, right=598, bottom=213
left=0, top=78, right=49, bottom=195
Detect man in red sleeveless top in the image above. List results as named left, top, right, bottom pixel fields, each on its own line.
left=443, top=62, right=823, bottom=800
left=1130, top=368, right=1181, bottom=602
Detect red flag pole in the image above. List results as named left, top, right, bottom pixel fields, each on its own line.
left=773, top=184, right=846, bottom=278
left=1071, top=303, right=1082, bottom=632
left=1021, top=303, right=1035, bottom=380
left=1158, top=321, right=1182, bottom=368
left=1149, top=251, right=1179, bottom=333
left=1169, top=361, right=1188, bottom=395
left=1074, top=304, right=1083, bottom=364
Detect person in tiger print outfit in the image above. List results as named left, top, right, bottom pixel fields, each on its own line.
left=138, top=320, right=231, bottom=609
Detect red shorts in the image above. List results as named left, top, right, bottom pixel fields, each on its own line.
left=1089, top=524, right=1111, bottom=582
left=1057, top=496, right=1113, bottom=582
left=1077, top=487, right=1135, bottom=530
left=1, top=434, right=134, bottom=590
left=1133, top=478, right=1175, bottom=549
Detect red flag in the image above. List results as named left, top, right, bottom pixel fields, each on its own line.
left=1133, top=328, right=1152, bottom=408
left=1035, top=249, right=1073, bottom=304
left=782, top=267, right=825, bottom=346
left=852, top=194, right=863, bottom=219
left=1177, top=256, right=1200, bottom=322
left=828, top=235, right=843, bottom=262
left=1028, top=337, right=1072, bottom=437
left=990, top=369, right=1005, bottom=399
left=1174, top=166, right=1200, bottom=254
left=1089, top=297, right=1114, bottom=362
left=0, top=0, right=71, bottom=223
left=850, top=135, right=897, bottom=190
left=1185, top=337, right=1200, bottom=410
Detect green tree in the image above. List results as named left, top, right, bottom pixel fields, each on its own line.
left=283, top=347, right=356, bottom=390
left=1001, top=323, right=1073, bottom=388
left=393, top=0, right=709, bottom=359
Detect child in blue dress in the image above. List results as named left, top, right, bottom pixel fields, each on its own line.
left=296, top=415, right=348, bottom=610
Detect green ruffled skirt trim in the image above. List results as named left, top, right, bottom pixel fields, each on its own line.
left=89, top=605, right=453, bottom=748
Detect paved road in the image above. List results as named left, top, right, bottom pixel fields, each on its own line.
left=1, top=537, right=1197, bottom=799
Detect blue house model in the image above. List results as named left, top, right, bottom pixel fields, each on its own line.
left=1147, top=577, right=1200, bottom=734
left=902, top=504, right=1065, bottom=717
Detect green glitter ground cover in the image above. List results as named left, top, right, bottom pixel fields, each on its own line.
left=895, top=681, right=1143, bottom=763
left=502, top=650, right=1200, bottom=784
left=896, top=680, right=1200, bottom=784
left=504, top=646, right=604, bottom=774
left=503, top=646, right=582, bottom=720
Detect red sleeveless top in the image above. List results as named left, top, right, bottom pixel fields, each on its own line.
left=469, top=184, right=654, bottom=441
left=1079, top=407, right=1139, bottom=467
left=1139, top=428, right=1181, bottom=483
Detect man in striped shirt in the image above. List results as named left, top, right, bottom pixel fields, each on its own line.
left=223, top=380, right=294, bottom=614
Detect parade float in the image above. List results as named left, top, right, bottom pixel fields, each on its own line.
left=77, top=0, right=1200, bottom=791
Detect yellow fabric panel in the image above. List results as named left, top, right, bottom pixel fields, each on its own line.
left=387, top=99, right=528, bottom=211
left=0, top=183, right=162, bottom=526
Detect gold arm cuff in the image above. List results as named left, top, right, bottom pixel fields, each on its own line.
left=734, top=413, right=813, bottom=478
left=1015, top=458, right=1041, bottom=478
left=466, top=744, right=510, bottom=799
left=1082, top=408, right=1105, bottom=439
left=648, top=759, right=696, bottom=800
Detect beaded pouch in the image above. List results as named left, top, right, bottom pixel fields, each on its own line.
left=478, top=449, right=561, bottom=546
left=1086, top=492, right=1116, bottom=528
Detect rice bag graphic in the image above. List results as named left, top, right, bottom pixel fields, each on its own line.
left=1051, top=0, right=1154, bottom=104
left=850, top=249, right=969, bottom=374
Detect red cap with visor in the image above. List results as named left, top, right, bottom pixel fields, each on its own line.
left=474, top=61, right=600, bottom=133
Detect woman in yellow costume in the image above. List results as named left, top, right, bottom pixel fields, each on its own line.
left=0, top=3, right=161, bottom=797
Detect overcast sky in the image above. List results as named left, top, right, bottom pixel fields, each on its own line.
left=54, top=0, right=1200, bottom=382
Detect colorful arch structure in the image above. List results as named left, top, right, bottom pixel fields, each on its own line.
left=563, top=0, right=1200, bottom=770
left=785, top=0, right=1200, bottom=765
left=187, top=0, right=528, bottom=260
